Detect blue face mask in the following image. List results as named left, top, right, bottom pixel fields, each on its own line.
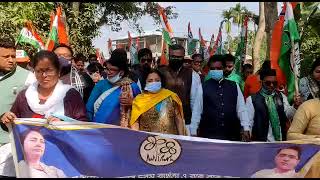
left=144, top=81, right=162, bottom=93
left=208, top=70, right=223, bottom=81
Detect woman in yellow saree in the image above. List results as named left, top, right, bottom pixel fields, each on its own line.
left=130, top=69, right=187, bottom=135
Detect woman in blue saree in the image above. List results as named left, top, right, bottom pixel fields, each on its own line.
left=86, top=49, right=141, bottom=127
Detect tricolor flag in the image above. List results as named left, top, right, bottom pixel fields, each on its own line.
left=108, top=38, right=113, bottom=55
left=158, top=5, right=176, bottom=45
left=212, top=20, right=224, bottom=55
left=160, top=31, right=169, bottom=66
left=198, top=28, right=210, bottom=60
left=187, top=22, right=197, bottom=55
left=234, top=16, right=249, bottom=75
left=16, top=21, right=45, bottom=50
left=208, top=34, right=215, bottom=56
left=270, top=3, right=287, bottom=89
left=278, top=2, right=301, bottom=104
left=16, top=50, right=30, bottom=63
left=46, top=6, right=69, bottom=51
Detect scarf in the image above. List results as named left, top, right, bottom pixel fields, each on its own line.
left=70, top=66, right=84, bottom=98
left=260, top=88, right=282, bottom=141
left=25, top=80, right=72, bottom=118
left=307, top=75, right=319, bottom=99
left=130, top=88, right=183, bottom=126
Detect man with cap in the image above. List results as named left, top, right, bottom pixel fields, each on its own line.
left=158, top=44, right=202, bottom=136
left=246, top=68, right=297, bottom=142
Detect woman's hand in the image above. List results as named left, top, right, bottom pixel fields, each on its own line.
left=1, top=112, right=17, bottom=124
left=47, top=116, right=62, bottom=123
left=120, top=84, right=133, bottom=106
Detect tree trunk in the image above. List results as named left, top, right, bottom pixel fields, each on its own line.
left=72, top=2, right=80, bottom=17
left=253, top=2, right=265, bottom=73
left=264, top=2, right=278, bottom=60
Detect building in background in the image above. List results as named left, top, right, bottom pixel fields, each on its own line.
left=109, top=30, right=203, bottom=60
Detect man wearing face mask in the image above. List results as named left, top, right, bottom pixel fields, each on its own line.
left=86, top=48, right=141, bottom=126
left=205, top=54, right=245, bottom=92
left=158, top=44, right=202, bottom=136
left=131, top=48, right=153, bottom=90
left=246, top=68, right=297, bottom=142
left=53, top=44, right=94, bottom=104
left=198, top=55, right=250, bottom=141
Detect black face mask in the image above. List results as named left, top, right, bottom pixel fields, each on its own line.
left=58, top=57, right=72, bottom=76
left=169, top=59, right=183, bottom=71
left=142, top=63, right=151, bottom=73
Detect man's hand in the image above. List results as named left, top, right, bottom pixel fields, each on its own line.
left=1, top=112, right=17, bottom=125
left=241, top=130, right=251, bottom=142
left=293, top=94, right=302, bottom=109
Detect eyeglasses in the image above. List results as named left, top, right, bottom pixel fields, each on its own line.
left=105, top=66, right=119, bottom=73
left=35, top=69, right=56, bottom=76
left=58, top=55, right=73, bottom=61
left=264, top=80, right=278, bottom=86
left=170, top=56, right=184, bottom=61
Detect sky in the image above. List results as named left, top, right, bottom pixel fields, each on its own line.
left=93, top=2, right=282, bottom=56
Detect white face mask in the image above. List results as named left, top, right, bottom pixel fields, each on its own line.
left=144, top=81, right=162, bottom=93
left=107, top=72, right=122, bottom=84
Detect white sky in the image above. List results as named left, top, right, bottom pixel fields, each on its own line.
left=93, top=2, right=282, bottom=55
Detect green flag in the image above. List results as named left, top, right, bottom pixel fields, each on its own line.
left=278, top=2, right=301, bottom=104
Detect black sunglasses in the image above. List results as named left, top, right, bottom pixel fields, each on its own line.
left=264, top=80, right=278, bottom=86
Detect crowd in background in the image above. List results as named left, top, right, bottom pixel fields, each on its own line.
left=0, top=39, right=319, bottom=177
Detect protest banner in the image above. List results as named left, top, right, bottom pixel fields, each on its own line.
left=9, top=118, right=320, bottom=178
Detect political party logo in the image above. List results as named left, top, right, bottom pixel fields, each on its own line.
left=140, top=136, right=182, bottom=166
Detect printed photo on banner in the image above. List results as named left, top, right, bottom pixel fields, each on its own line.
left=11, top=119, right=320, bottom=178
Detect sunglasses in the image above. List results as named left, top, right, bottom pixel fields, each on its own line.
left=264, top=81, right=278, bottom=86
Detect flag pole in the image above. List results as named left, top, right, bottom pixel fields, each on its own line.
left=291, top=38, right=299, bottom=97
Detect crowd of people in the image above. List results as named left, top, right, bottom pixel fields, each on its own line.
left=0, top=38, right=320, bottom=177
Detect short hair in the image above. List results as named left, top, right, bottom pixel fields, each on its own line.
left=259, top=60, right=271, bottom=72
left=310, top=57, right=320, bottom=73
left=32, top=50, right=60, bottom=71
left=74, top=53, right=86, bottom=63
left=207, top=55, right=225, bottom=67
left=146, top=69, right=166, bottom=88
left=53, top=44, right=74, bottom=57
left=243, top=63, right=253, bottom=71
left=260, top=68, right=276, bottom=80
left=108, top=48, right=128, bottom=74
left=20, top=128, right=44, bottom=147
left=224, top=54, right=235, bottom=63
left=276, top=146, right=302, bottom=159
left=87, top=62, right=104, bottom=74
left=169, top=44, right=185, bottom=54
left=192, top=53, right=202, bottom=60
left=0, top=39, right=16, bottom=50
left=138, top=48, right=152, bottom=62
